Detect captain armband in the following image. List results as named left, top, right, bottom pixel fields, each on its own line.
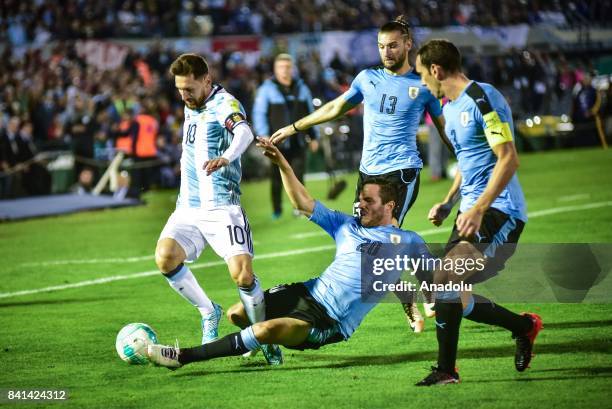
left=224, top=112, right=247, bottom=132
left=483, top=111, right=513, bottom=147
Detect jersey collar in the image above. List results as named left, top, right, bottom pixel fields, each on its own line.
left=448, top=80, right=474, bottom=105
left=384, top=66, right=414, bottom=78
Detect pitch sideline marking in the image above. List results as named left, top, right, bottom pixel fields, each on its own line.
left=0, top=245, right=335, bottom=299
left=19, top=255, right=156, bottom=268
left=2, top=201, right=612, bottom=300
left=556, top=193, right=590, bottom=202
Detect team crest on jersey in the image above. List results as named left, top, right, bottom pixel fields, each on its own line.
left=229, top=100, right=241, bottom=111
left=390, top=234, right=402, bottom=244
left=461, top=111, right=470, bottom=127
left=408, top=87, right=419, bottom=99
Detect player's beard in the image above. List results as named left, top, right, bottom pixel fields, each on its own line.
left=383, top=52, right=408, bottom=73
left=424, top=81, right=444, bottom=99
left=360, top=208, right=383, bottom=227
left=185, top=95, right=206, bottom=110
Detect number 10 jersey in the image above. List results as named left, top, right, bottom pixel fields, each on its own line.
left=178, top=84, right=248, bottom=209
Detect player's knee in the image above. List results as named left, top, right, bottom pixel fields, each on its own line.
left=234, top=270, right=255, bottom=287
left=227, top=303, right=247, bottom=325
left=228, top=258, right=254, bottom=287
left=252, top=320, right=276, bottom=341
left=155, top=245, right=180, bottom=274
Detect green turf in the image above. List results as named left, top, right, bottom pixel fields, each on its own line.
left=1, top=147, right=611, bottom=408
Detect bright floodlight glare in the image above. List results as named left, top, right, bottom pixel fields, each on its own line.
left=313, top=98, right=322, bottom=107
left=561, top=114, right=569, bottom=122
left=339, top=125, right=350, bottom=134
left=526, top=119, right=534, bottom=128
left=534, top=116, right=541, bottom=125
left=324, top=126, right=334, bottom=135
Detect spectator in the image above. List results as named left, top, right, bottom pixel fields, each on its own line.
left=113, top=170, right=140, bottom=200
left=71, top=167, right=95, bottom=195
left=0, top=116, right=22, bottom=198
left=252, top=53, right=319, bottom=219
left=19, top=120, right=52, bottom=196
left=571, top=72, right=603, bottom=147
left=156, top=134, right=180, bottom=188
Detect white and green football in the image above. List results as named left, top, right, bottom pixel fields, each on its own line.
left=115, top=323, right=158, bottom=364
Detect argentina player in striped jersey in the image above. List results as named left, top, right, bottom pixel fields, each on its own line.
left=414, top=40, right=543, bottom=385
left=155, top=54, right=282, bottom=365
left=270, top=16, right=451, bottom=331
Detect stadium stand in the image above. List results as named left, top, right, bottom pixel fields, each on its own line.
left=1, top=0, right=610, bottom=40
left=0, top=0, right=610, bottom=209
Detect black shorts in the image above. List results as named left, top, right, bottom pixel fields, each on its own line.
left=446, top=207, right=525, bottom=284
left=353, top=168, right=420, bottom=227
left=264, top=283, right=343, bottom=350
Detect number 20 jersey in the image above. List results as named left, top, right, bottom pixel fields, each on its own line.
left=177, top=84, right=248, bottom=209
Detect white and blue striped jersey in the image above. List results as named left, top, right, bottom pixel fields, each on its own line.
left=177, top=84, right=247, bottom=209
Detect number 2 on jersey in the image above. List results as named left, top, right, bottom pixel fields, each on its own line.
left=449, top=129, right=460, bottom=150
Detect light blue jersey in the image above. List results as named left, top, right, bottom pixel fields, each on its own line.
left=443, top=81, right=527, bottom=222
left=304, top=201, right=432, bottom=339
left=177, top=84, right=247, bottom=209
left=343, top=67, right=442, bottom=175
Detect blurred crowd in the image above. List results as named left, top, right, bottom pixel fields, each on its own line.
left=464, top=49, right=602, bottom=118
left=2, top=37, right=608, bottom=199
left=1, top=0, right=611, bottom=44
left=1, top=0, right=611, bottom=199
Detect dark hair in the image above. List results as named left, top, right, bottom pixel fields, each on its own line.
left=169, top=53, right=209, bottom=79
left=362, top=178, right=398, bottom=209
left=380, top=15, right=412, bottom=41
left=417, top=39, right=462, bottom=74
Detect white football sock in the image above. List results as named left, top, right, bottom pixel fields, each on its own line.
left=165, top=264, right=214, bottom=317
left=238, top=275, right=265, bottom=324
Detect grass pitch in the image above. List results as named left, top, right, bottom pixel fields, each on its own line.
left=1, top=147, right=611, bottom=408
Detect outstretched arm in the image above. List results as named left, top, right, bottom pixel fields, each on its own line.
left=256, top=137, right=315, bottom=216
left=270, top=95, right=356, bottom=145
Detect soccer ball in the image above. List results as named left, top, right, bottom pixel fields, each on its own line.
left=115, top=323, right=158, bottom=364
